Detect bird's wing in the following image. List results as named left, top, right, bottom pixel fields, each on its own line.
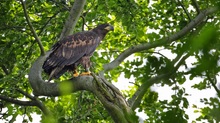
left=43, top=31, right=100, bottom=70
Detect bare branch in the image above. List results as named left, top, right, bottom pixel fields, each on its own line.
left=59, top=0, right=86, bottom=39
left=206, top=72, right=220, bottom=97
left=102, top=7, right=219, bottom=74
left=178, top=0, right=192, bottom=20
left=1, top=65, right=9, bottom=75
left=20, top=0, right=45, bottom=56
left=191, top=0, right=201, bottom=14
left=38, top=11, right=60, bottom=36
left=0, top=93, right=50, bottom=115
left=16, top=88, right=35, bottom=100
left=0, top=95, right=36, bottom=106
left=173, top=53, right=191, bottom=72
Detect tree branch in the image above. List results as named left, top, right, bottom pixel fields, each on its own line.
left=0, top=95, right=36, bottom=106
left=38, top=11, right=60, bottom=36
left=2, top=87, right=50, bottom=115
left=0, top=93, right=50, bottom=116
left=28, top=53, right=138, bottom=122
left=20, top=0, right=45, bottom=56
left=178, top=0, right=192, bottom=21
left=102, top=7, right=219, bottom=74
left=16, top=88, right=35, bottom=100
left=206, top=72, right=220, bottom=97
left=1, top=65, right=9, bottom=75
left=191, top=0, right=201, bottom=14
left=59, top=0, right=86, bottom=39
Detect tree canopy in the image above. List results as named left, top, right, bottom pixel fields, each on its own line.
left=0, top=0, right=220, bottom=123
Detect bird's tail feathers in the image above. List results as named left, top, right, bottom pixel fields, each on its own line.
left=48, top=66, right=64, bottom=82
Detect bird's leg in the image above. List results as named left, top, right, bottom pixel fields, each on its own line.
left=80, top=67, right=91, bottom=76
left=73, top=70, right=79, bottom=77
left=80, top=56, right=91, bottom=76
left=72, top=64, right=79, bottom=77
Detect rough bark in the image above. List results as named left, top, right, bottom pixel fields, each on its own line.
left=28, top=54, right=138, bottom=122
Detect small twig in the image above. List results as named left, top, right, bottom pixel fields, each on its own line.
left=147, top=51, right=170, bottom=60
left=52, top=0, right=70, bottom=11
left=16, top=88, right=35, bottom=100
left=20, top=0, right=45, bottom=56
left=1, top=65, right=9, bottom=75
left=172, top=53, right=191, bottom=72
left=129, top=82, right=140, bottom=87
left=23, top=41, right=35, bottom=65
left=178, top=0, right=192, bottom=21
left=191, top=0, right=200, bottom=14
left=0, top=25, right=24, bottom=31
left=38, top=11, right=60, bottom=36
left=81, top=12, right=87, bottom=31
left=206, top=72, right=220, bottom=97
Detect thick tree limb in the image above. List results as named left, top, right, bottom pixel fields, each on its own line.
left=102, top=7, right=219, bottom=74
left=20, top=0, right=45, bottom=56
left=28, top=52, right=91, bottom=96
left=28, top=54, right=138, bottom=122
left=59, top=0, right=86, bottom=39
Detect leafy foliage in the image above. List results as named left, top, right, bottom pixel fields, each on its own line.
left=0, top=0, right=220, bottom=122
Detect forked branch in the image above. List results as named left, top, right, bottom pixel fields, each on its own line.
left=20, top=0, right=45, bottom=55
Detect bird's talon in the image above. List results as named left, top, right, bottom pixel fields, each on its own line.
left=73, top=72, right=79, bottom=77
left=80, top=72, right=91, bottom=76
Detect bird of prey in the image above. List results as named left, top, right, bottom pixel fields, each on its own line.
left=42, top=24, right=114, bottom=81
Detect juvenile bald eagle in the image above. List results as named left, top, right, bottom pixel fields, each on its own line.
left=42, top=24, right=114, bottom=81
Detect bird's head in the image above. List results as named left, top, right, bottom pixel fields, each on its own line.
left=98, top=23, right=114, bottom=31
left=93, top=23, right=114, bottom=34
left=103, top=24, right=114, bottom=31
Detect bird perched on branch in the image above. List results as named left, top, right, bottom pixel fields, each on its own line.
left=42, top=24, right=114, bottom=81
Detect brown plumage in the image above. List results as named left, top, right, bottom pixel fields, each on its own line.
left=42, top=24, right=114, bottom=81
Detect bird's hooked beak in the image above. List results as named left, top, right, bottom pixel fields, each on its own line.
left=105, top=25, right=114, bottom=31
